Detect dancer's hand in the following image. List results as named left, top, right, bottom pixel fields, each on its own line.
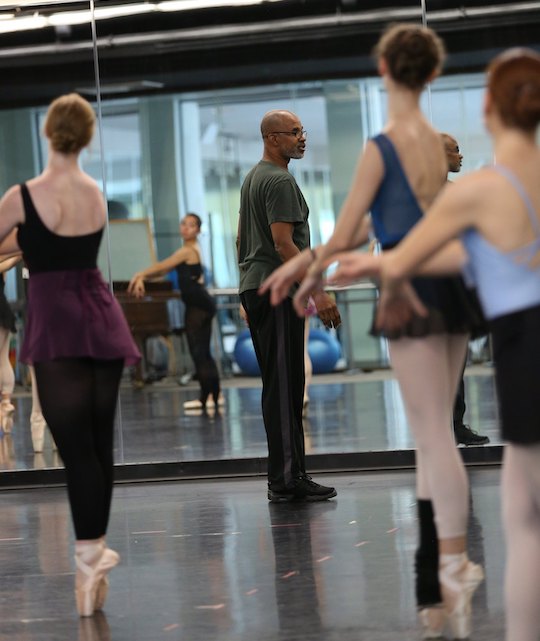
left=326, top=252, right=382, bottom=287
left=292, top=266, right=325, bottom=317
left=375, top=280, right=428, bottom=332
left=259, top=249, right=313, bottom=306
left=311, top=291, right=341, bottom=329
left=128, top=274, right=146, bottom=298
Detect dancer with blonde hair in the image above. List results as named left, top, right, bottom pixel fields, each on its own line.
left=0, top=93, right=140, bottom=616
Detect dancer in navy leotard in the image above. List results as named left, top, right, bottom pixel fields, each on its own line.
left=262, top=24, right=484, bottom=639
left=129, top=213, right=222, bottom=410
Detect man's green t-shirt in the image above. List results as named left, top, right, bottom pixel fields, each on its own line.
left=238, top=160, right=310, bottom=294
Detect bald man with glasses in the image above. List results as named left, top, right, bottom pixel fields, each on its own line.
left=237, top=109, right=340, bottom=502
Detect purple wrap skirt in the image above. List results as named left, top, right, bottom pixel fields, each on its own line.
left=20, top=268, right=140, bottom=366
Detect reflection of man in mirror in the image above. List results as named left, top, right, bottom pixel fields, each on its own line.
left=442, top=133, right=463, bottom=175
left=442, top=133, right=490, bottom=446
left=237, top=109, right=339, bottom=502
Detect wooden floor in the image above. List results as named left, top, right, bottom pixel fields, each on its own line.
left=0, top=470, right=504, bottom=641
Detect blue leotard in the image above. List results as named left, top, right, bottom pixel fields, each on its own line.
left=461, top=165, right=540, bottom=320
left=368, top=133, right=486, bottom=339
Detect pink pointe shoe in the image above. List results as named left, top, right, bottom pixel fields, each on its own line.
left=439, top=555, right=484, bottom=639
left=183, top=394, right=225, bottom=410
left=418, top=605, right=447, bottom=639
left=30, top=411, right=46, bottom=453
left=0, top=399, right=15, bottom=433
left=75, top=542, right=120, bottom=617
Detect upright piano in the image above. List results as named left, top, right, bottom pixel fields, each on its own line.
left=113, top=281, right=180, bottom=385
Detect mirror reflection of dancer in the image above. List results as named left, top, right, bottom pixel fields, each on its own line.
left=0, top=94, right=140, bottom=616
left=129, top=213, right=223, bottom=411
left=332, top=48, right=540, bottom=641
left=0, top=258, right=20, bottom=433
left=261, top=25, right=485, bottom=639
left=29, top=364, right=50, bottom=453
left=21, top=263, right=52, bottom=453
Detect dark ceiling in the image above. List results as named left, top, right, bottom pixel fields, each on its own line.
left=0, top=0, right=539, bottom=108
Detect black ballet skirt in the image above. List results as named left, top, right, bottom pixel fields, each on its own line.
left=0, top=277, right=16, bottom=333
left=370, top=275, right=488, bottom=340
left=490, top=303, right=540, bottom=445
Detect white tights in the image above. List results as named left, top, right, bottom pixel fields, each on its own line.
left=389, top=334, right=469, bottom=539
left=0, top=329, right=14, bottom=396
left=503, top=443, right=540, bottom=641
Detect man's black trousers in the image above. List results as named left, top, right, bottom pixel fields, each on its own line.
left=241, top=290, right=306, bottom=490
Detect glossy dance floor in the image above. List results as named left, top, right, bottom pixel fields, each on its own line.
left=0, top=470, right=504, bottom=641
left=0, top=365, right=501, bottom=473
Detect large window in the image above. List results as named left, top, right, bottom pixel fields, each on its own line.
left=28, top=71, right=494, bottom=291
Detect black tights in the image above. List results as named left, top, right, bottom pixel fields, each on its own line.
left=185, top=306, right=220, bottom=404
left=34, top=358, right=124, bottom=540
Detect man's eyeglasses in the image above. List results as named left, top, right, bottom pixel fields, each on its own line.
left=268, top=129, right=307, bottom=139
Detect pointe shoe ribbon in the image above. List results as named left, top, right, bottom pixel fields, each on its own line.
left=94, top=545, right=121, bottom=611
left=439, top=558, right=484, bottom=640
left=75, top=547, right=120, bottom=617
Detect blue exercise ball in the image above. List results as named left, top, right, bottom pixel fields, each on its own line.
left=234, top=329, right=260, bottom=376
left=234, top=328, right=341, bottom=376
left=308, top=329, right=341, bottom=374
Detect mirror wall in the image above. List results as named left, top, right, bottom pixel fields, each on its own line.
left=1, top=0, right=538, bottom=477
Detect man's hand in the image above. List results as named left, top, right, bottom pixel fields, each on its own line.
left=239, top=303, right=249, bottom=326
left=311, top=290, right=341, bottom=329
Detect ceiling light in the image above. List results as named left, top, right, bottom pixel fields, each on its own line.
left=157, top=0, right=283, bottom=11
left=76, top=80, right=165, bottom=95
left=94, top=3, right=156, bottom=20
left=49, top=3, right=156, bottom=26
left=0, top=14, right=47, bottom=33
left=48, top=10, right=91, bottom=26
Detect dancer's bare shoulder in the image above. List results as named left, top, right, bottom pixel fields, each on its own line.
left=386, top=122, right=447, bottom=209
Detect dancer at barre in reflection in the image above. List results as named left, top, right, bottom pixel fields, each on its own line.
left=128, top=213, right=223, bottom=411
left=0, top=256, right=20, bottom=434
left=329, top=48, right=540, bottom=641
left=21, top=263, right=54, bottom=453
left=0, top=93, right=140, bottom=616
left=261, top=24, right=485, bottom=639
